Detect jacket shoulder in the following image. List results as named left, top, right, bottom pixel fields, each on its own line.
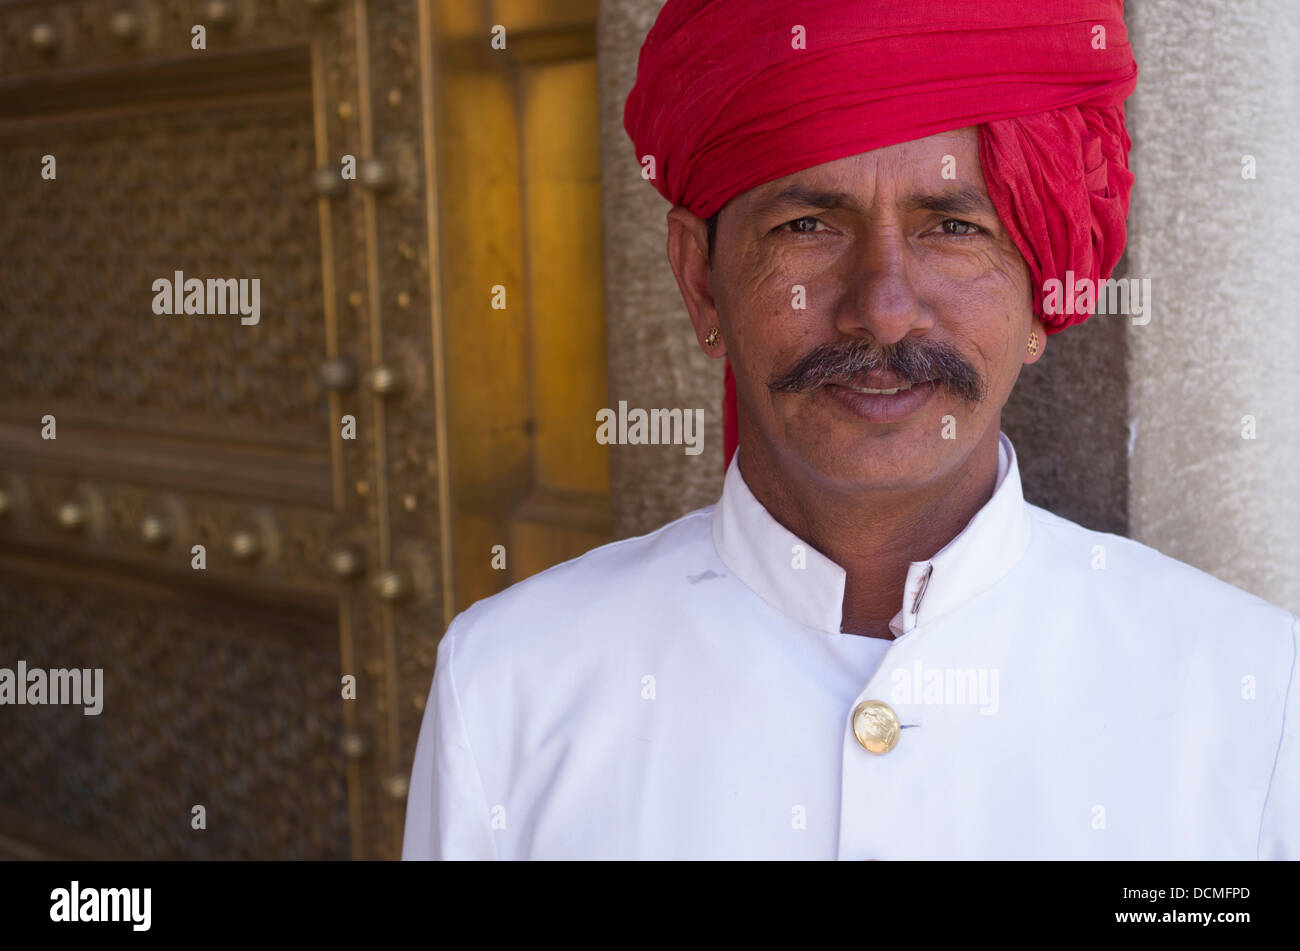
left=441, top=503, right=717, bottom=662
left=1025, top=502, right=1297, bottom=639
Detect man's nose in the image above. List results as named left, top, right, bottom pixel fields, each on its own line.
left=835, top=228, right=928, bottom=346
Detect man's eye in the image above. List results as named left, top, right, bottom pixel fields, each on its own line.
left=778, top=216, right=825, bottom=234
left=940, top=219, right=981, bottom=236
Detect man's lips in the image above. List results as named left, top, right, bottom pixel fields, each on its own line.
left=821, top=378, right=939, bottom=422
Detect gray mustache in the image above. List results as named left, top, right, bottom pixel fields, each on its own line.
left=767, top=337, right=985, bottom=404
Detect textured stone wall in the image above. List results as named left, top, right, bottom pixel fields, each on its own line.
left=1124, top=0, right=1300, bottom=613
left=597, top=0, right=725, bottom=537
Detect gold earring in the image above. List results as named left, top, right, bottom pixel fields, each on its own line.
left=1027, top=330, right=1039, bottom=357
left=704, top=327, right=720, bottom=348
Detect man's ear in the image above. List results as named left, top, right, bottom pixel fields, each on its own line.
left=1024, top=314, right=1047, bottom=365
left=665, top=205, right=727, bottom=359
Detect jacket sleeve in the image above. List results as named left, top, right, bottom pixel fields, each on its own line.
left=1258, top=615, right=1300, bottom=859
left=401, top=619, right=498, bottom=860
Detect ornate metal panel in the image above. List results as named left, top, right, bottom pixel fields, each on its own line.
left=0, top=0, right=453, bottom=860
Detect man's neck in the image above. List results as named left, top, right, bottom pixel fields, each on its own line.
left=737, top=431, right=1002, bottom=639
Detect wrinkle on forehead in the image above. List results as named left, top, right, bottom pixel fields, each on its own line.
left=735, top=128, right=988, bottom=217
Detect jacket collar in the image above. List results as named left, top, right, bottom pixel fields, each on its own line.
left=711, top=432, right=1032, bottom=638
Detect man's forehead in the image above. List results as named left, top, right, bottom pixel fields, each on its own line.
left=741, top=175, right=995, bottom=220
left=738, top=130, right=988, bottom=212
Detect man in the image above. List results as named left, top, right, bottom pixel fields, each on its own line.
left=403, top=0, right=1298, bottom=859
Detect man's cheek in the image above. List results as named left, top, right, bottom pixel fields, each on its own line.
left=944, top=250, right=1030, bottom=308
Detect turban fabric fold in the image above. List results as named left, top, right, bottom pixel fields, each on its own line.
left=624, top=1, right=1138, bottom=467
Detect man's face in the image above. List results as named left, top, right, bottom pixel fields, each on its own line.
left=670, top=127, right=1043, bottom=492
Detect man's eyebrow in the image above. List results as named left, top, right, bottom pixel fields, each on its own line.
left=749, top=184, right=864, bottom=215
left=748, top=183, right=996, bottom=218
left=902, top=185, right=996, bottom=217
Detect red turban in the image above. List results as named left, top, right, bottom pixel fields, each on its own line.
left=623, top=0, right=1138, bottom=467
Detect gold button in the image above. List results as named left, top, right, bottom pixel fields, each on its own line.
left=852, top=700, right=900, bottom=754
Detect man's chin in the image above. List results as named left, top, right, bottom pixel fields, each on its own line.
left=792, top=408, right=966, bottom=491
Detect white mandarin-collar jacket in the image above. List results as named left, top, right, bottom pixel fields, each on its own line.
left=403, top=433, right=1299, bottom=860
